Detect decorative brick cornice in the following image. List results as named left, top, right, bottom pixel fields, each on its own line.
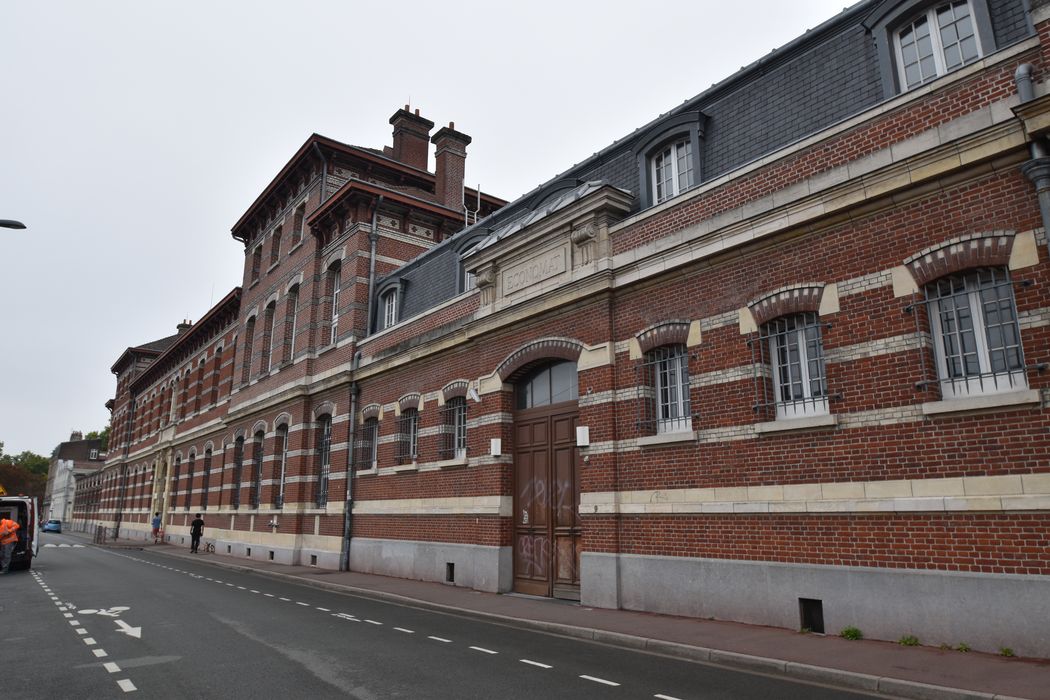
left=903, top=231, right=1015, bottom=287
left=398, top=393, right=422, bottom=412
left=496, top=337, right=584, bottom=382
left=361, top=403, right=381, bottom=420
left=442, top=380, right=469, bottom=402
left=636, top=321, right=691, bottom=355
left=747, top=283, right=825, bottom=328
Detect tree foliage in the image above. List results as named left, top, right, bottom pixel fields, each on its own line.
left=0, top=463, right=47, bottom=500
left=85, top=423, right=111, bottom=451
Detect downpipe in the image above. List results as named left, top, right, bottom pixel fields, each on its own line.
left=1016, top=64, right=1050, bottom=258
left=340, top=350, right=362, bottom=571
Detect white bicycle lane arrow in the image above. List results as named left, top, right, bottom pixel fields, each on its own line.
left=114, top=620, right=142, bottom=639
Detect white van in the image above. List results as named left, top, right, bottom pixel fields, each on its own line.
left=0, top=495, right=39, bottom=571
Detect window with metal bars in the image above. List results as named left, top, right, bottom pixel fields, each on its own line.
left=355, top=417, right=379, bottom=468
left=273, top=425, right=288, bottom=507
left=250, top=431, right=264, bottom=508
left=396, top=409, right=419, bottom=464
left=638, top=345, right=693, bottom=434
left=184, top=455, right=194, bottom=510
left=921, top=267, right=1027, bottom=398
left=231, top=437, right=244, bottom=509
left=748, top=312, right=829, bottom=420
left=315, top=416, right=332, bottom=507
left=439, top=397, right=468, bottom=460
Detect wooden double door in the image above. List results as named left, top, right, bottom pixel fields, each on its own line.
left=513, top=402, right=581, bottom=600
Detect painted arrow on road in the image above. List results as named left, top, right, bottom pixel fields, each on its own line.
left=114, top=620, right=142, bottom=639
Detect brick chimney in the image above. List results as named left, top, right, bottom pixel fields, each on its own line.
left=176, top=320, right=192, bottom=334
left=389, top=106, right=434, bottom=171
left=432, top=122, right=471, bottom=211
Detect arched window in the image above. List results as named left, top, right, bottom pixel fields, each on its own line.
left=642, top=345, right=691, bottom=433
left=201, top=449, right=212, bottom=509
left=326, top=263, right=342, bottom=346
left=241, top=317, right=256, bottom=386
left=515, top=361, right=578, bottom=410
left=250, top=431, right=264, bottom=507
left=382, top=290, right=398, bottom=330
left=762, top=312, right=829, bottom=419
left=184, top=453, right=195, bottom=510
left=251, top=244, right=263, bottom=283
left=231, top=436, right=245, bottom=509
left=441, top=397, right=468, bottom=459
left=171, top=456, right=181, bottom=510
left=925, top=267, right=1025, bottom=398
left=357, top=417, right=379, bottom=468
left=260, top=302, right=277, bottom=375
left=315, top=415, right=332, bottom=507
left=273, top=424, right=289, bottom=507
left=291, top=202, right=306, bottom=247
left=283, top=285, right=300, bottom=364
left=397, top=408, right=419, bottom=464
left=269, top=224, right=282, bottom=267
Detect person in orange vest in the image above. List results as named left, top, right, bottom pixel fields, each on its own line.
left=0, top=515, right=20, bottom=574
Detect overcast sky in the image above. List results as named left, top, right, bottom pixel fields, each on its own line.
left=0, top=0, right=851, bottom=456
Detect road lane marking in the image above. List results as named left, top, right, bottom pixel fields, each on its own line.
left=69, top=620, right=81, bottom=626
left=428, top=636, right=451, bottom=643
left=117, top=679, right=136, bottom=692
left=296, top=602, right=309, bottom=607
left=316, top=607, right=330, bottom=612
left=264, top=593, right=274, bottom=597
left=225, top=583, right=234, bottom=587
left=580, top=675, right=619, bottom=686
left=64, top=613, right=74, bottom=618
left=84, top=638, right=96, bottom=645
left=103, top=662, right=121, bottom=673
left=237, top=586, right=246, bottom=590
left=365, top=619, right=383, bottom=625
left=394, top=627, right=414, bottom=634
left=250, top=590, right=260, bottom=594
left=76, top=629, right=87, bottom=635
left=333, top=613, right=359, bottom=622
left=470, top=646, right=497, bottom=654
left=93, top=649, right=108, bottom=658
left=520, top=659, right=552, bottom=669
left=279, top=597, right=291, bottom=601
left=655, top=695, right=684, bottom=700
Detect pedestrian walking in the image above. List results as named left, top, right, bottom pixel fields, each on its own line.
left=0, top=515, right=21, bottom=574
left=151, top=512, right=162, bottom=542
left=190, top=513, right=204, bottom=554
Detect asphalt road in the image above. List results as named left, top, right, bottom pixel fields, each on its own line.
left=5, top=533, right=876, bottom=699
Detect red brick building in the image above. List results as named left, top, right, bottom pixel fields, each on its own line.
left=82, top=0, right=1050, bottom=655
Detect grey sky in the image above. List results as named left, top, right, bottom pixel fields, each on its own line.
left=0, top=0, right=850, bottom=455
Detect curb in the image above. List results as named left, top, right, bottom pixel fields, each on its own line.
left=136, top=546, right=1033, bottom=700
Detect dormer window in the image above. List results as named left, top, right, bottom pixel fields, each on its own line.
left=652, top=139, right=694, bottom=205
left=895, top=1, right=981, bottom=90
left=382, top=290, right=398, bottom=329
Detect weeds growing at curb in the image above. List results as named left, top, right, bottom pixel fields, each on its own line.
left=956, top=642, right=971, bottom=652
left=840, top=626, right=863, bottom=641
left=899, top=635, right=920, bottom=646
left=999, top=647, right=1015, bottom=657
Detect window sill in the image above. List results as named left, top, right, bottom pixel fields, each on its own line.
left=754, top=413, right=837, bottom=434
left=267, top=261, right=280, bottom=274
left=288, top=240, right=303, bottom=256
left=249, top=278, right=260, bottom=289
left=355, top=466, right=378, bottom=477
left=637, top=430, right=694, bottom=447
left=380, top=462, right=418, bottom=475
left=922, top=389, right=1041, bottom=417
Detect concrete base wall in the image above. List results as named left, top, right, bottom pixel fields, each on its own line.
left=349, top=537, right=512, bottom=593
left=581, top=552, right=1050, bottom=657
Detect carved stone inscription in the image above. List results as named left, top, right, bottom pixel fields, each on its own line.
left=503, top=248, right=566, bottom=295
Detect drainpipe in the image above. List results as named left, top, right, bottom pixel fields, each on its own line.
left=365, top=195, right=384, bottom=335
left=340, top=350, right=362, bottom=571
left=1017, top=64, right=1050, bottom=257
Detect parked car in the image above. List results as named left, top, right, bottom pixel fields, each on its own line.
left=42, top=519, right=62, bottom=533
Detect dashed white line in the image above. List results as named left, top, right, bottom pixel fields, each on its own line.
left=580, top=675, right=620, bottom=687
left=93, top=649, right=108, bottom=658
left=279, top=597, right=291, bottom=602
left=83, top=638, right=97, bottom=646
left=394, top=627, right=414, bottom=634
left=316, top=607, right=330, bottom=612
left=428, top=636, right=451, bottom=643
left=103, top=662, right=121, bottom=674
left=654, top=695, right=684, bottom=700
left=470, top=646, right=497, bottom=654
left=69, top=620, right=81, bottom=627
left=296, top=602, right=310, bottom=607
left=237, top=586, right=246, bottom=590
left=76, top=628, right=87, bottom=636
left=225, top=583, right=234, bottom=587
left=365, top=619, right=383, bottom=625
left=250, top=590, right=260, bottom=594
left=264, top=593, right=274, bottom=597
left=117, top=679, right=136, bottom=692
left=63, top=613, right=73, bottom=618
left=520, top=659, right=552, bottom=669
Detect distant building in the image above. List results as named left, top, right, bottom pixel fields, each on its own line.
left=45, top=431, right=105, bottom=524
left=83, top=0, right=1050, bottom=656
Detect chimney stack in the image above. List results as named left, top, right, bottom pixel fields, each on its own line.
left=70, top=430, right=83, bottom=441
left=431, top=122, right=472, bottom=211
left=176, top=320, right=192, bottom=334
left=389, top=105, right=434, bottom=171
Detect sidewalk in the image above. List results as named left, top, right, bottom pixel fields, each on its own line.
left=78, top=532, right=1050, bottom=700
